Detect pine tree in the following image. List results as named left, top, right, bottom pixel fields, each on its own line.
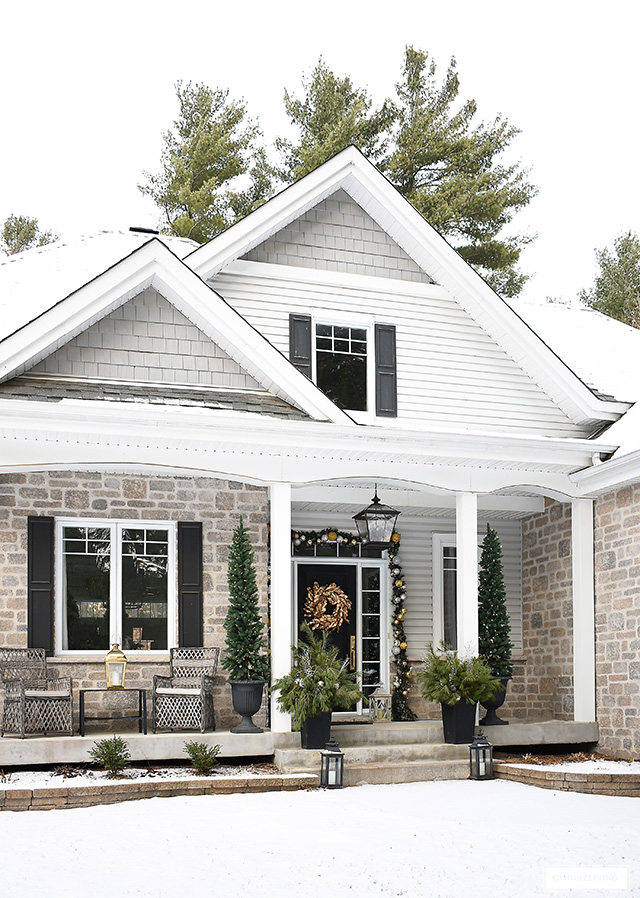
left=277, top=58, right=394, bottom=182
left=386, top=47, right=535, bottom=297
left=222, top=517, right=270, bottom=681
left=1, top=214, right=58, bottom=255
left=139, top=81, right=273, bottom=243
left=478, top=525, right=513, bottom=677
left=579, top=231, right=640, bottom=328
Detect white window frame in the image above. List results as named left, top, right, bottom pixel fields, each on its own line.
left=55, top=518, right=177, bottom=656
left=432, top=533, right=456, bottom=648
left=311, top=309, right=375, bottom=423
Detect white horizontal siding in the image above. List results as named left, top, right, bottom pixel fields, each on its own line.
left=213, top=268, right=587, bottom=437
left=290, top=510, right=523, bottom=662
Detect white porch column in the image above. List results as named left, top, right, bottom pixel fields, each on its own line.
left=269, top=482, right=293, bottom=733
left=572, top=498, right=596, bottom=721
left=456, top=491, right=479, bottom=657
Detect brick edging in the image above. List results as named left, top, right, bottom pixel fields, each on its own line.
left=0, top=774, right=319, bottom=812
left=494, top=762, right=640, bottom=797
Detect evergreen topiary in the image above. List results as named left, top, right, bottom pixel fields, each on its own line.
left=478, top=525, right=513, bottom=678
left=222, top=517, right=270, bottom=681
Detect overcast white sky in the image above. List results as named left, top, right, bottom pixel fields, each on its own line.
left=2, top=0, right=638, bottom=303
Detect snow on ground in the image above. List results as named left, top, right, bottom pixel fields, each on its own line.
left=0, top=764, right=278, bottom=789
left=0, top=779, right=637, bottom=898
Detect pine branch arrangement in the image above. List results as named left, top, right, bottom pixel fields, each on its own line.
left=478, top=525, right=513, bottom=678
left=222, top=517, right=270, bottom=681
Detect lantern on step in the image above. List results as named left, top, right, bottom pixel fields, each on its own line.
left=353, top=486, right=401, bottom=548
left=320, top=737, right=344, bottom=789
left=469, top=730, right=493, bottom=780
left=368, top=686, right=392, bottom=722
left=105, top=643, right=127, bottom=690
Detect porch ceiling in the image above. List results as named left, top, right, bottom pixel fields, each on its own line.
left=291, top=483, right=546, bottom=521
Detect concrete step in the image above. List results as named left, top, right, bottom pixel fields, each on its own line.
left=330, top=720, right=444, bottom=746
left=275, top=740, right=467, bottom=772
left=344, top=759, right=469, bottom=786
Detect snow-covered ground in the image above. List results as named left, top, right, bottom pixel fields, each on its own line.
left=0, top=779, right=637, bottom=898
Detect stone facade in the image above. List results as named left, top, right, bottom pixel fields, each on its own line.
left=0, top=471, right=269, bottom=730
left=594, top=484, right=640, bottom=756
left=516, top=501, right=574, bottom=721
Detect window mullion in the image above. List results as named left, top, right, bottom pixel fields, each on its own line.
left=112, top=523, right=121, bottom=646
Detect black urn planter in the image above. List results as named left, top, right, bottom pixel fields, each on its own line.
left=230, top=679, right=266, bottom=734
left=441, top=701, right=477, bottom=744
left=300, top=711, right=332, bottom=750
left=480, top=676, right=510, bottom=726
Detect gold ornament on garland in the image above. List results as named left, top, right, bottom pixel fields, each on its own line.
left=304, top=581, right=351, bottom=632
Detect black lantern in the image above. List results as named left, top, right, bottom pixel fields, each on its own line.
left=353, top=486, right=400, bottom=548
left=320, top=737, right=344, bottom=789
left=469, top=730, right=493, bottom=780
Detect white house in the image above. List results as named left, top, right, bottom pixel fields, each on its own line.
left=1, top=147, right=639, bottom=754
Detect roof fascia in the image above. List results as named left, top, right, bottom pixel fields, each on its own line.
left=187, top=146, right=628, bottom=427
left=571, top=448, right=640, bottom=496
left=0, top=394, right=618, bottom=469
left=0, top=240, right=352, bottom=425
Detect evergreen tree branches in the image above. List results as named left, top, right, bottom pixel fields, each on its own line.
left=139, top=81, right=273, bottom=243
left=1, top=214, right=58, bottom=255
left=579, top=231, right=640, bottom=328
left=222, top=517, right=269, bottom=681
left=478, top=525, right=513, bottom=678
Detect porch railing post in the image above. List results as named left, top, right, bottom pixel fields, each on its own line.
left=572, top=497, right=596, bottom=721
left=269, top=482, right=293, bottom=733
left=456, top=491, right=479, bottom=657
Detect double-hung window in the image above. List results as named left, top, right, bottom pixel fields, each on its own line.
left=56, top=519, right=176, bottom=654
left=289, top=314, right=397, bottom=419
left=315, top=322, right=369, bottom=412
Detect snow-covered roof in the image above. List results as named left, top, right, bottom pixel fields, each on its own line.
left=0, top=231, right=197, bottom=343
left=514, top=299, right=640, bottom=405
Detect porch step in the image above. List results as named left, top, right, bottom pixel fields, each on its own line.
left=344, top=759, right=469, bottom=786
left=275, top=740, right=465, bottom=771
left=330, top=720, right=445, bottom=746
left=275, top=721, right=470, bottom=785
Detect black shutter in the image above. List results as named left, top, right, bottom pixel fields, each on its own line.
left=178, top=522, right=203, bottom=647
left=28, top=516, right=55, bottom=654
left=375, top=323, right=397, bottom=417
left=289, top=314, right=312, bottom=379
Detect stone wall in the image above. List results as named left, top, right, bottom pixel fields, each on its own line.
left=0, top=471, right=269, bottom=730
left=517, top=501, right=574, bottom=721
left=594, top=485, right=640, bottom=756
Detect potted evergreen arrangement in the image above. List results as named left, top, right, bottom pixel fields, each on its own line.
left=417, top=642, right=502, bottom=743
left=273, top=623, right=363, bottom=749
left=478, top=525, right=514, bottom=726
left=222, top=518, right=270, bottom=734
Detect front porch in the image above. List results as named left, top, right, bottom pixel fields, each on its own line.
left=0, top=719, right=599, bottom=782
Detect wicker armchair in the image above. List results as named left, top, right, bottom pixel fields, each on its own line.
left=152, top=647, right=219, bottom=733
left=0, top=648, right=73, bottom=738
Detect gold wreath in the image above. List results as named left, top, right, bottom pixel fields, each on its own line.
left=304, top=581, right=351, bottom=632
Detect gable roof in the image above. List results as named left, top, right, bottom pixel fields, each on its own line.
left=187, top=146, right=629, bottom=429
left=0, top=231, right=196, bottom=343
left=0, top=237, right=352, bottom=425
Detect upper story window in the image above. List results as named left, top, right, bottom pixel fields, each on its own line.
left=315, top=323, right=368, bottom=411
left=289, top=314, right=397, bottom=419
left=56, top=519, right=176, bottom=654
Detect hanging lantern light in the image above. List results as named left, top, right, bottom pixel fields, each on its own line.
left=105, top=643, right=127, bottom=690
left=320, top=737, right=344, bottom=789
left=352, top=485, right=401, bottom=548
left=469, top=730, right=494, bottom=780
